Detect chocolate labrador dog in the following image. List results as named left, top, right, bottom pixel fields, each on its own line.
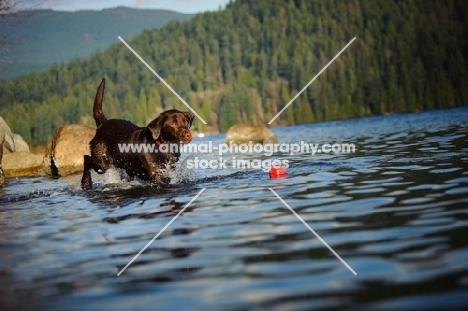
left=81, top=78, right=194, bottom=190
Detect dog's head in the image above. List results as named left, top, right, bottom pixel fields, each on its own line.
left=147, top=109, right=194, bottom=144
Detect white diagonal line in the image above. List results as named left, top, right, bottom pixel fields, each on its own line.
left=268, top=37, right=356, bottom=124
left=117, top=188, right=206, bottom=276
left=118, top=36, right=207, bottom=124
left=269, top=188, right=357, bottom=275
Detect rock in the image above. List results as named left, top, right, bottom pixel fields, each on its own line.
left=11, top=133, right=30, bottom=152
left=0, top=116, right=43, bottom=180
left=0, top=129, right=4, bottom=186
left=0, top=116, right=31, bottom=154
left=2, top=151, right=43, bottom=177
left=43, top=125, right=96, bottom=177
left=0, top=116, right=15, bottom=154
left=225, top=124, right=278, bottom=145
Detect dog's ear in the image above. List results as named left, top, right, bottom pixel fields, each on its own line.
left=147, top=112, right=167, bottom=140
left=184, top=112, right=195, bottom=128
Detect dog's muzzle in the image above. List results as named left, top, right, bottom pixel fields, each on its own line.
left=179, top=130, right=192, bottom=144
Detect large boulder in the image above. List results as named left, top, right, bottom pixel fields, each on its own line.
left=0, top=116, right=16, bottom=154
left=0, top=116, right=31, bottom=153
left=1, top=116, right=37, bottom=181
left=2, top=151, right=43, bottom=177
left=43, top=125, right=96, bottom=176
left=11, top=133, right=30, bottom=152
left=225, top=124, right=278, bottom=145
left=0, top=129, right=4, bottom=186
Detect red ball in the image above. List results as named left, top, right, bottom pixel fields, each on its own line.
left=269, top=165, right=287, bottom=178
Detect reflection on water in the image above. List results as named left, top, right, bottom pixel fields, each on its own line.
left=1, top=108, right=468, bottom=310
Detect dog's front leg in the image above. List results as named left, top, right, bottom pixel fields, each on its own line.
left=81, top=155, right=93, bottom=190
left=145, top=163, right=172, bottom=185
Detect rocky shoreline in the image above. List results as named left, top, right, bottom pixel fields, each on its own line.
left=0, top=116, right=96, bottom=186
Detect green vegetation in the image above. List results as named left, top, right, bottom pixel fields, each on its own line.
left=0, top=7, right=194, bottom=78
left=0, top=0, right=467, bottom=144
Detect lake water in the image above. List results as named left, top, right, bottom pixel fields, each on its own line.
left=1, top=108, right=468, bottom=310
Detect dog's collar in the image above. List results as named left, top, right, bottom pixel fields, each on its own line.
left=155, top=139, right=166, bottom=150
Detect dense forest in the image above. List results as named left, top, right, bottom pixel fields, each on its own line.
left=0, top=0, right=467, bottom=144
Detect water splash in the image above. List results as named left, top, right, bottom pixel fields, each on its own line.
left=165, top=155, right=196, bottom=185
left=100, top=166, right=142, bottom=190
left=100, top=161, right=195, bottom=190
left=102, top=166, right=132, bottom=185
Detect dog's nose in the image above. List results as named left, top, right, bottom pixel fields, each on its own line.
left=184, top=131, right=192, bottom=142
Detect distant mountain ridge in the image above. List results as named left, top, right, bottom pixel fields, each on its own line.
left=0, top=7, right=194, bottom=78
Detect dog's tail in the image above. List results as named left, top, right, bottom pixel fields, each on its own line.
left=93, top=78, right=107, bottom=127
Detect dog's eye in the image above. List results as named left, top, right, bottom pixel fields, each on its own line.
left=168, top=118, right=177, bottom=126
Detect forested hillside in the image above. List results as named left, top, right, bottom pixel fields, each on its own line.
left=1, top=0, right=467, bottom=144
left=0, top=7, right=194, bottom=78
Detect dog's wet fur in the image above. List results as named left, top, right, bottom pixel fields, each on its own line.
left=81, top=78, right=194, bottom=190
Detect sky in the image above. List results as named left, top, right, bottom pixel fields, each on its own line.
left=18, top=0, right=232, bottom=14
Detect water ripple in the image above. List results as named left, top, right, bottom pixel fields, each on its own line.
left=1, top=108, right=468, bottom=310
